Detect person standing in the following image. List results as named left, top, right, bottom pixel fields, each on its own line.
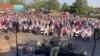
left=12, top=19, right=19, bottom=33
left=60, top=26, right=67, bottom=40
left=44, top=25, right=50, bottom=36
left=85, top=28, right=93, bottom=41
left=50, top=33, right=60, bottom=56
left=67, top=27, right=74, bottom=40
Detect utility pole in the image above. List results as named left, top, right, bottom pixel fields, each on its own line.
left=15, top=32, right=19, bottom=56
left=92, top=39, right=97, bottom=56
left=13, top=20, right=19, bottom=56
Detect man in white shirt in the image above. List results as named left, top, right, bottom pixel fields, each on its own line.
left=74, top=28, right=81, bottom=39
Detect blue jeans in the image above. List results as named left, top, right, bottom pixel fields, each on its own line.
left=50, top=46, right=59, bottom=56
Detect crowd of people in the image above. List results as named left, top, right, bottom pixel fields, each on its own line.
left=0, top=11, right=100, bottom=41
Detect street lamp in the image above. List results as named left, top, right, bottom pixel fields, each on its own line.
left=13, top=20, right=19, bottom=56
left=15, top=31, right=19, bottom=56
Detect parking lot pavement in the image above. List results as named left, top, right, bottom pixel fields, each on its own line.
left=0, top=32, right=100, bottom=56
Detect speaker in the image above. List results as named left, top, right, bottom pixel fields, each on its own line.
left=5, top=36, right=10, bottom=40
left=93, top=28, right=100, bottom=40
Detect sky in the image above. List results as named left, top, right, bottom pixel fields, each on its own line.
left=58, top=0, right=100, bottom=7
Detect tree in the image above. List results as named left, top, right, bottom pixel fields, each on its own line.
left=48, top=0, right=60, bottom=11
left=61, top=3, right=70, bottom=12
left=71, top=0, right=91, bottom=14
left=9, top=0, right=23, bottom=5
left=33, top=0, right=43, bottom=10
left=32, top=0, right=60, bottom=11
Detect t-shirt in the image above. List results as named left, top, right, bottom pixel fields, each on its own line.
left=50, top=37, right=60, bottom=47
left=67, top=29, right=73, bottom=35
left=24, top=25, right=28, bottom=29
left=74, top=30, right=81, bottom=37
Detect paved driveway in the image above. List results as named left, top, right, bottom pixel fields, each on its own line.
left=0, top=32, right=100, bottom=56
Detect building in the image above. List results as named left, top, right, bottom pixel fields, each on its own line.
left=0, top=4, right=13, bottom=11
left=90, top=8, right=100, bottom=18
